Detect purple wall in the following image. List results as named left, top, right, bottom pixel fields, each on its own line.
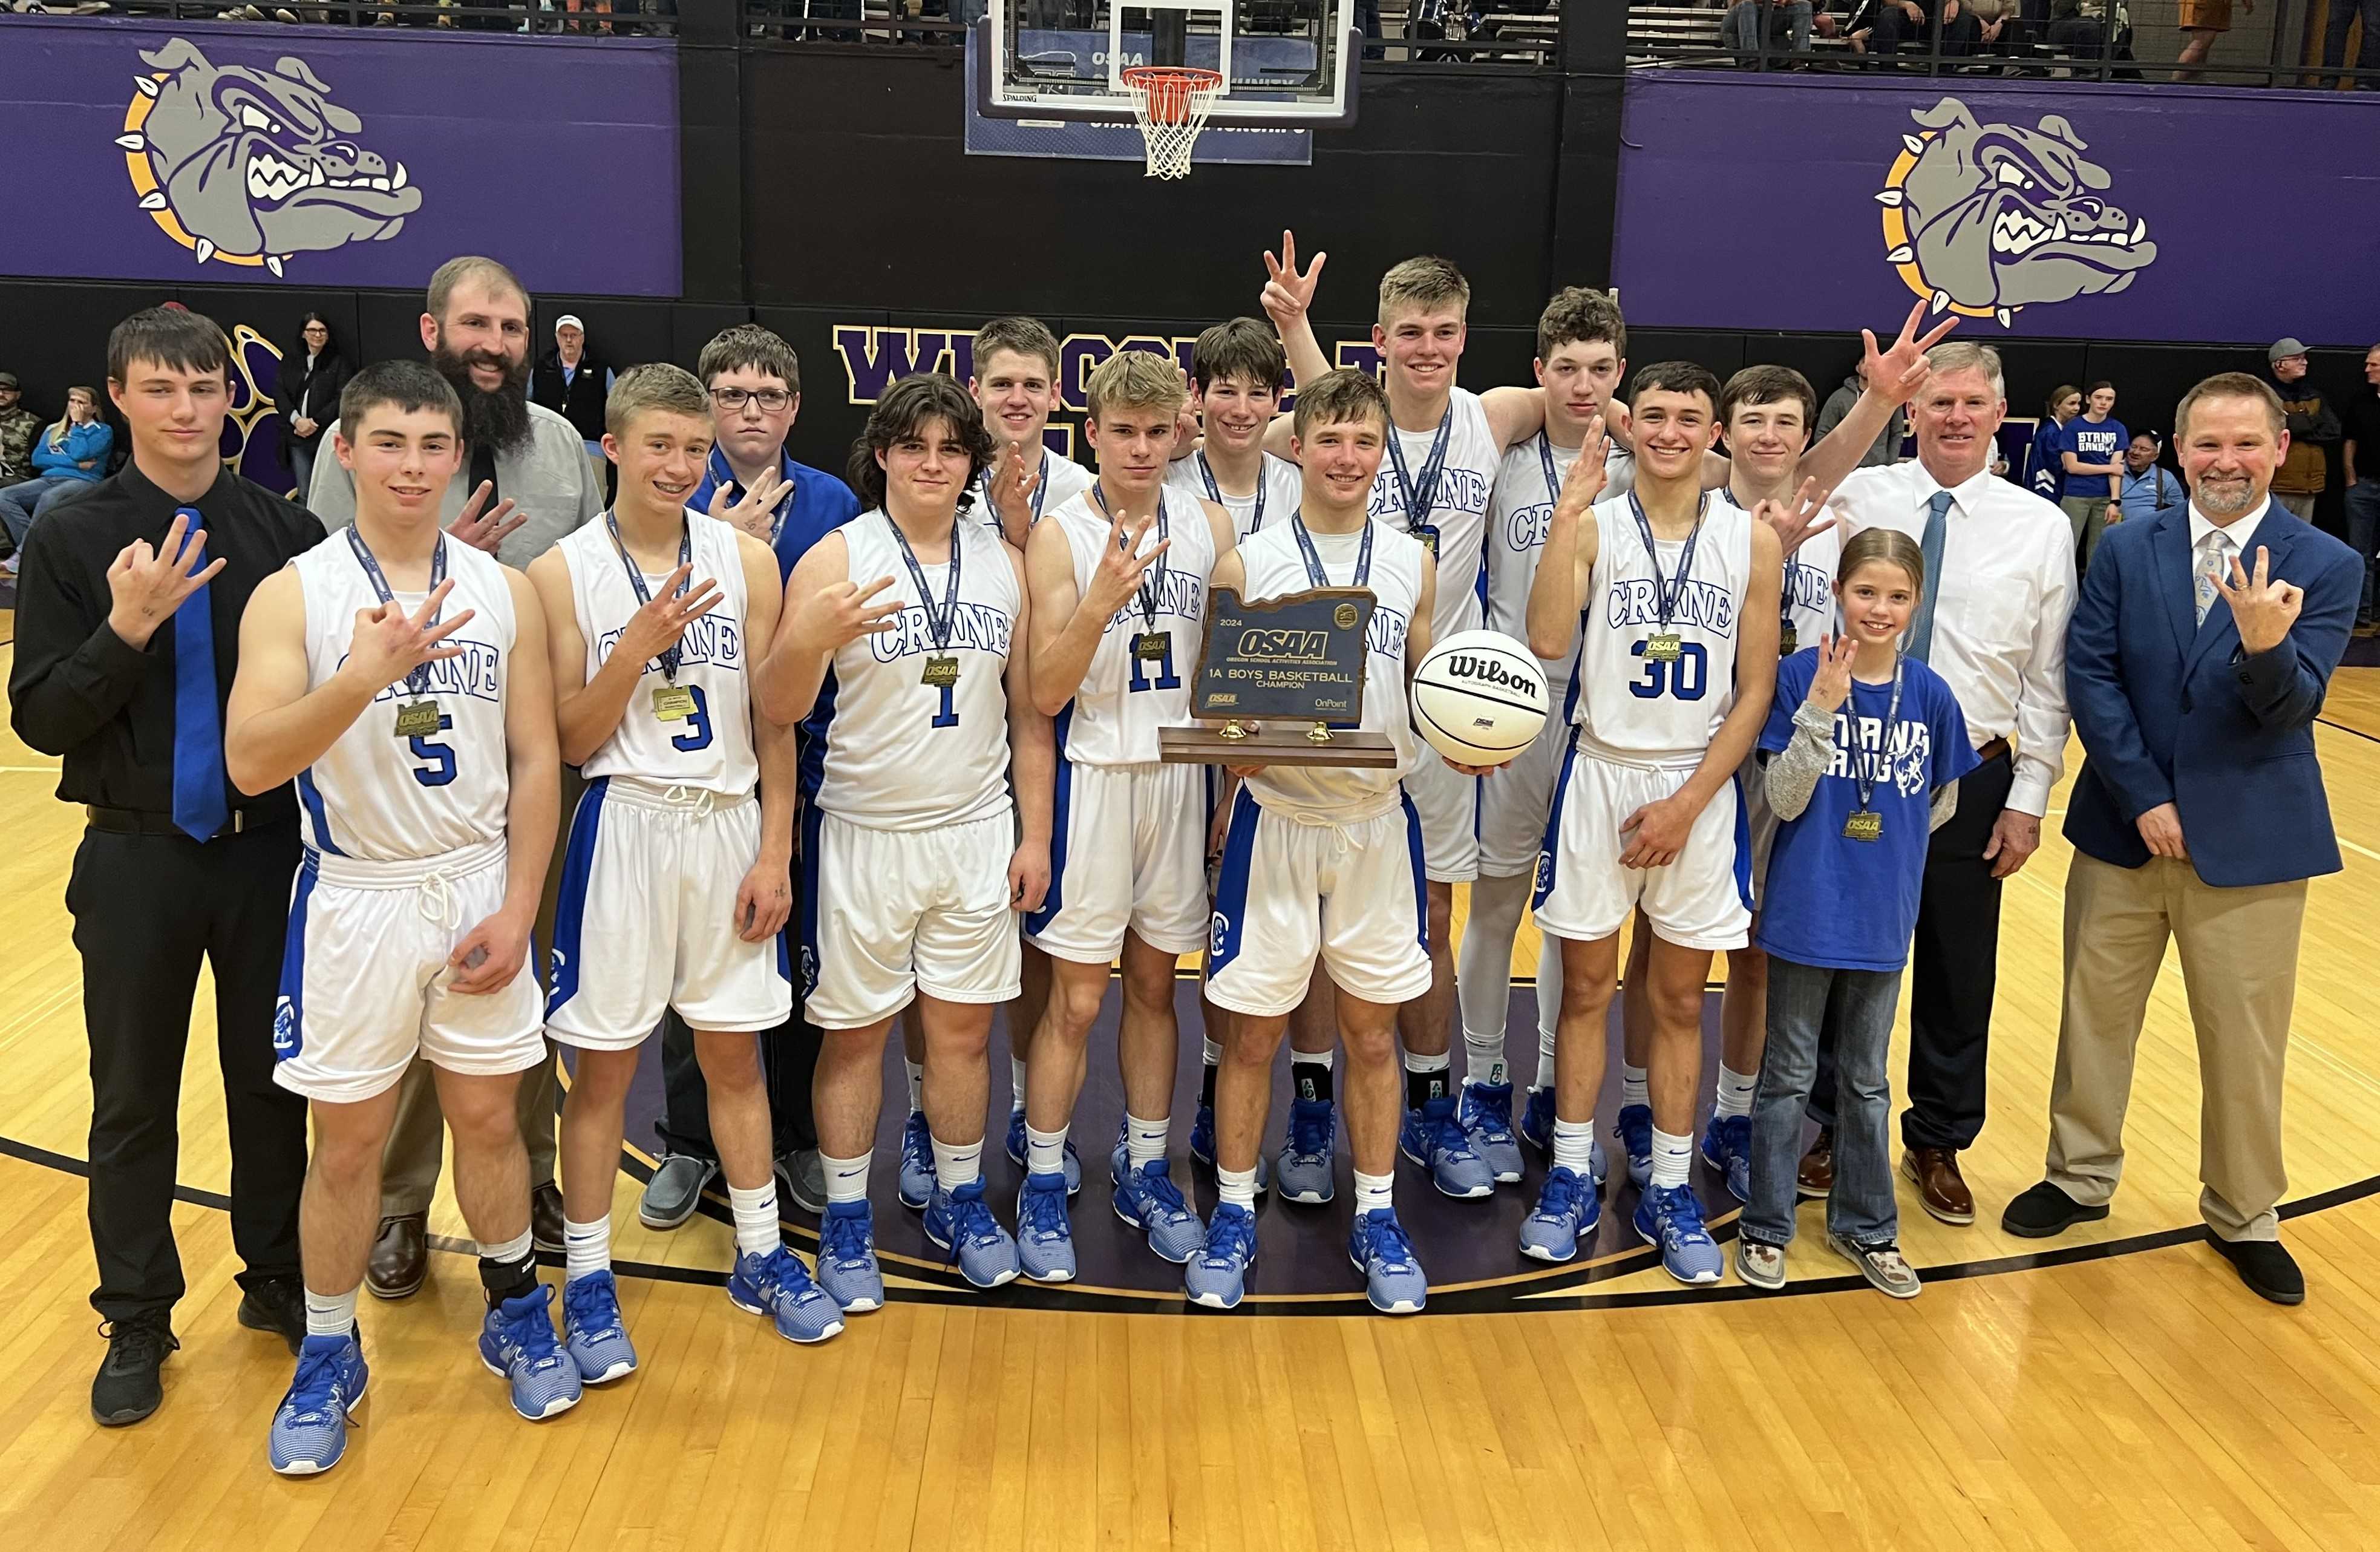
left=1614, top=71, right=2380, bottom=348
left=0, top=16, right=679, bottom=296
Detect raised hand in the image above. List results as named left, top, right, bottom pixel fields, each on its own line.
left=1260, top=229, right=1326, bottom=332
left=709, top=466, right=790, bottom=543
left=987, top=440, right=1041, bottom=537
left=615, top=561, right=724, bottom=670
left=1804, top=632, right=1857, bottom=713
left=342, top=581, right=477, bottom=693
left=1554, top=416, right=1609, bottom=519
left=1862, top=299, right=1960, bottom=405
left=1085, top=502, right=1171, bottom=616
left=788, top=572, right=904, bottom=658
left=2215, top=545, right=2303, bottom=653
left=451, top=480, right=528, bottom=555
left=1753, top=477, right=1837, bottom=558
left=105, top=511, right=227, bottom=649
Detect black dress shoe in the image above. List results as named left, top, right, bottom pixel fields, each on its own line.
left=2211, top=1234, right=2305, bottom=1306
left=367, top=1212, right=429, bottom=1300
left=2000, top=1180, right=2111, bottom=1239
left=92, top=1312, right=178, bottom=1427
left=237, top=1274, right=307, bottom=1354
left=531, top=1180, right=567, bottom=1255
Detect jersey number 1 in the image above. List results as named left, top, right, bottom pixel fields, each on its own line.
left=1128, top=637, right=1182, bottom=694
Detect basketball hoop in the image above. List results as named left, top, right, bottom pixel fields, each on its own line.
left=1121, top=65, right=1224, bottom=180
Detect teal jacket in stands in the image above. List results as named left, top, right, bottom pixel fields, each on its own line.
left=30, top=422, right=111, bottom=483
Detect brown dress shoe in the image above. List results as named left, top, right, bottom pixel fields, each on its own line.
left=367, top=1213, right=429, bottom=1300
left=531, top=1180, right=566, bottom=1256
left=1796, top=1127, right=1834, bottom=1199
left=1901, top=1146, right=1976, bottom=1225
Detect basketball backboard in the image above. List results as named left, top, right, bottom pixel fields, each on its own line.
left=975, top=0, right=1360, bottom=127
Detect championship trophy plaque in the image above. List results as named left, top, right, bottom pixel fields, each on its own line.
left=1157, top=587, right=1398, bottom=768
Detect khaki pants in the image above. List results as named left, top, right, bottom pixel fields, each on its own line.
left=378, top=765, right=583, bottom=1216
left=2273, top=491, right=2318, bottom=522
left=2046, top=851, right=2305, bottom=1241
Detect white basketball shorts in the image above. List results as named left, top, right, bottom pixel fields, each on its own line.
left=802, top=805, right=1023, bottom=1030
left=544, top=776, right=793, bottom=1050
left=1403, top=748, right=1480, bottom=884
left=1531, top=739, right=1753, bottom=952
left=1204, top=789, right=1433, bottom=1019
left=1027, top=759, right=1208, bottom=964
left=272, top=837, right=546, bottom=1104
left=1476, top=679, right=1575, bottom=879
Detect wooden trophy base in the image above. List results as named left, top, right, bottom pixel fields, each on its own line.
left=1160, top=723, right=1400, bottom=768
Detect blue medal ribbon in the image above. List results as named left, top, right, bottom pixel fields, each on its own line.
left=884, top=510, right=964, bottom=658
left=1195, top=451, right=1266, bottom=535
left=1384, top=402, right=1453, bottom=538
left=605, top=511, right=695, bottom=683
left=1849, top=651, right=1906, bottom=819
left=344, top=524, right=447, bottom=700
left=1289, top=511, right=1373, bottom=592
left=1093, top=483, right=1170, bottom=636
left=1626, top=490, right=1708, bottom=637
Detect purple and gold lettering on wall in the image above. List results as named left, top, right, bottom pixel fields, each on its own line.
left=0, top=16, right=681, bottom=295
left=1613, top=71, right=2380, bottom=347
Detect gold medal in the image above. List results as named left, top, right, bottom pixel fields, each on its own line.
left=921, top=655, right=960, bottom=689
left=1779, top=623, right=1799, bottom=657
left=651, top=684, right=698, bottom=722
left=1412, top=524, right=1440, bottom=559
left=393, top=699, right=443, bottom=738
left=1644, top=633, right=1684, bottom=663
left=1134, top=630, right=1170, bottom=661
left=1843, top=810, right=1883, bottom=842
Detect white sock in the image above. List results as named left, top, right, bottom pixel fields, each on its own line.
left=563, top=1214, right=610, bottom=1282
left=477, top=1227, right=534, bottom=1266
left=1026, top=1122, right=1068, bottom=1178
left=1010, top=1056, right=1029, bottom=1113
left=728, top=1181, right=779, bottom=1259
left=1353, top=1169, right=1394, bottom=1217
left=305, top=1286, right=358, bottom=1339
left=1535, top=1025, right=1558, bottom=1091
left=1649, top=1126, right=1693, bottom=1191
left=1552, top=1118, right=1597, bottom=1177
left=1125, top=1112, right=1168, bottom=1170
left=820, top=1150, right=871, bottom=1205
left=1202, top=1036, right=1223, bottom=1067
left=1715, top=1064, right=1758, bottom=1121
left=904, top=1059, right=926, bottom=1114
left=1463, top=1029, right=1508, bottom=1089
left=1217, top=1164, right=1258, bottom=1213
left=1621, top=1062, right=1650, bottom=1111
left=933, top=1135, right=984, bottom=1191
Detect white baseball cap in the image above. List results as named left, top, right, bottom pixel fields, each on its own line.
left=555, top=314, right=585, bottom=336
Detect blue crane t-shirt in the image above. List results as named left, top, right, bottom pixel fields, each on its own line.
left=2055, top=415, right=2130, bottom=503
left=1754, top=649, right=1979, bottom=972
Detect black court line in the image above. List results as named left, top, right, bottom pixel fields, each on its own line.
left=8, top=1130, right=2375, bottom=1318
left=2318, top=714, right=2380, bottom=745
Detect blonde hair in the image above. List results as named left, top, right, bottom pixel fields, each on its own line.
left=1085, top=349, right=1187, bottom=423
left=1924, top=341, right=2004, bottom=399
left=604, top=362, right=711, bottom=439
left=1378, top=256, right=1471, bottom=326
left=47, top=385, right=97, bottom=448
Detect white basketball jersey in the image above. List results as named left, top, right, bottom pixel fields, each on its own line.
left=810, top=509, right=1019, bottom=831
left=1573, top=493, right=1755, bottom=764
left=974, top=448, right=1094, bottom=537
left=557, top=511, right=757, bottom=797
left=1367, top=386, right=1499, bottom=641
left=1047, top=485, right=1217, bottom=767
left=1715, top=487, right=1839, bottom=650
left=292, top=529, right=517, bottom=862
left=1166, top=450, right=1304, bottom=542
left=1235, top=519, right=1424, bottom=819
left=1486, top=433, right=1582, bottom=684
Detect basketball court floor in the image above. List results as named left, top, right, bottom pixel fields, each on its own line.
left=2, top=623, right=2376, bottom=1550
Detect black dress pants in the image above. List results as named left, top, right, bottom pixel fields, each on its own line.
left=67, top=821, right=308, bottom=1323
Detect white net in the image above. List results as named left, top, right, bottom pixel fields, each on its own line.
left=1123, top=67, right=1224, bottom=180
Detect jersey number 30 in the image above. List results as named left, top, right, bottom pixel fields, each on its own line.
left=1628, top=639, right=1708, bottom=701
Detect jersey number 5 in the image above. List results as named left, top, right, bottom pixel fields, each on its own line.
left=409, top=713, right=457, bottom=787
left=1628, top=640, right=1708, bottom=702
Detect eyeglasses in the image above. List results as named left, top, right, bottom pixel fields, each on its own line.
left=711, top=387, right=793, bottom=413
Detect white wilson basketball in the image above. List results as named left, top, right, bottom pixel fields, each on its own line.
left=1410, top=629, right=1549, bottom=767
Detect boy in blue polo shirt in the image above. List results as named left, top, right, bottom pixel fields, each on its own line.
left=1738, top=528, right=1975, bottom=1300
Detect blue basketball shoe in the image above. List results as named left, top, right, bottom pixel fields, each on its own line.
left=816, top=1200, right=884, bottom=1313
left=898, top=1110, right=935, bottom=1210
left=1275, top=1096, right=1337, bottom=1204
left=1633, top=1183, right=1725, bottom=1285
left=267, top=1329, right=367, bottom=1476
left=1518, top=1167, right=1603, bottom=1263
left=1700, top=1113, right=1753, bottom=1203
left=1399, top=1095, right=1496, bottom=1199
left=478, top=1285, right=584, bottom=1421
left=1347, top=1210, right=1428, bottom=1314
left=1113, top=1157, right=1205, bottom=1263
left=1184, top=1202, right=1257, bottom=1309
left=1004, top=1108, right=1082, bottom=1197
left=924, top=1180, right=1022, bottom=1289
left=1459, top=1081, right=1525, bottom=1184
left=1615, top=1103, right=1654, bottom=1191
left=1015, top=1171, right=1077, bottom=1283
left=561, top=1270, right=637, bottom=1384
left=729, top=1245, right=846, bottom=1344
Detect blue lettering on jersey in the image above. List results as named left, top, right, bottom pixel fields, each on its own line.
left=595, top=614, right=744, bottom=673
left=1825, top=713, right=1934, bottom=797
left=1367, top=603, right=1410, bottom=660
left=1503, top=500, right=1554, bottom=555
left=1370, top=467, right=1491, bottom=523
left=869, top=601, right=1015, bottom=663
left=1102, top=571, right=1205, bottom=634
left=344, top=639, right=503, bottom=706
left=1783, top=559, right=1832, bottom=617
left=1604, top=578, right=1738, bottom=634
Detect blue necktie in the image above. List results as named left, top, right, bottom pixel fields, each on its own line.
left=1906, top=490, right=1954, bottom=664
left=169, top=508, right=228, bottom=842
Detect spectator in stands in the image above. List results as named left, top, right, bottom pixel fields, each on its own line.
left=2322, top=0, right=2379, bottom=88
left=0, top=372, right=41, bottom=491
left=1852, top=0, right=1983, bottom=61
left=271, top=313, right=348, bottom=506
left=2343, top=342, right=2380, bottom=634
left=1724, top=0, right=1819, bottom=58
left=2118, top=430, right=2185, bottom=525
left=2056, top=381, right=2127, bottom=569
left=0, top=387, right=112, bottom=575
left=1816, top=355, right=1908, bottom=467
left=2175, top=0, right=2252, bottom=81
left=2028, top=384, right=2081, bottom=501
left=2265, top=338, right=2339, bottom=522
left=529, top=314, right=615, bottom=502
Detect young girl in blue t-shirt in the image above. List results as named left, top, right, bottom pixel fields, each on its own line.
left=1738, top=528, right=1976, bottom=1300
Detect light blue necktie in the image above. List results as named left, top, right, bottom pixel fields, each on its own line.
left=169, top=507, right=227, bottom=842
left=1906, top=490, right=1954, bottom=664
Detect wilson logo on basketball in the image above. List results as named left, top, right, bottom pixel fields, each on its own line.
left=1444, top=655, right=1542, bottom=701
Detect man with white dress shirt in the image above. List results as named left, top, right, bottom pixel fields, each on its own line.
left=1808, top=339, right=2074, bottom=1228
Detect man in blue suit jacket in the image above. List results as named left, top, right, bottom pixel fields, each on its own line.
left=2002, top=374, right=2360, bottom=1306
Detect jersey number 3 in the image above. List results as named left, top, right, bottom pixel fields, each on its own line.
left=1628, top=640, right=1708, bottom=701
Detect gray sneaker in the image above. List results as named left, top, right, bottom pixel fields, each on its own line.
left=1736, top=1238, right=1787, bottom=1291
left=1825, top=1232, right=1921, bottom=1300
left=638, top=1154, right=716, bottom=1231
left=777, top=1148, right=826, bottom=1215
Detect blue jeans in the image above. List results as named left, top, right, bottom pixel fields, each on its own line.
left=0, top=474, right=96, bottom=550
left=1724, top=0, right=1813, bottom=53
left=2346, top=480, right=2380, bottom=622
left=1744, top=955, right=1902, bottom=1248
left=2323, top=0, right=2380, bottom=85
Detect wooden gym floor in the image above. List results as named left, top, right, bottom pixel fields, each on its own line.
left=3, top=616, right=2378, bottom=1551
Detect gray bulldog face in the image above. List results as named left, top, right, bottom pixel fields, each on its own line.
left=1885, top=97, right=2156, bottom=321
left=129, top=39, right=422, bottom=268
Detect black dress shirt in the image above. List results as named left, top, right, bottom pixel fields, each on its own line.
left=9, top=462, right=324, bottom=816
